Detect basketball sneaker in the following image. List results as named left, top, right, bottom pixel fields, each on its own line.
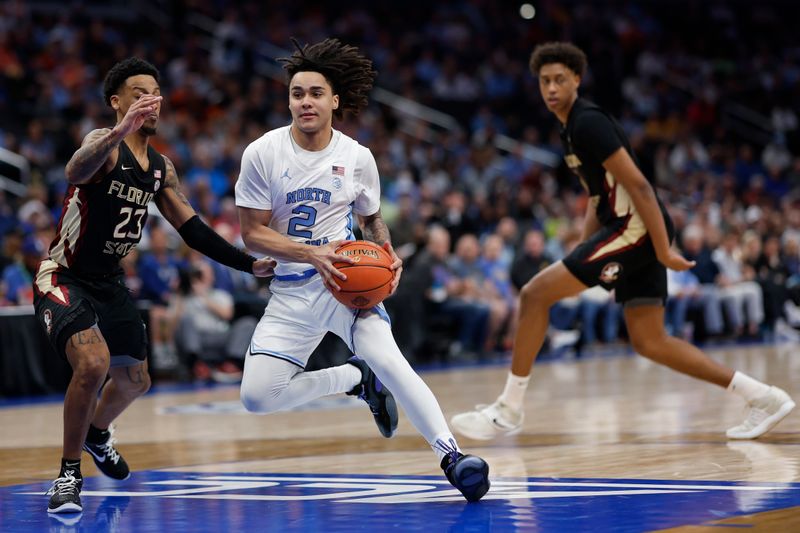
left=441, top=451, right=491, bottom=502
left=46, top=473, right=82, bottom=514
left=83, top=425, right=130, bottom=480
left=726, top=386, right=795, bottom=439
left=346, top=357, right=399, bottom=438
left=450, top=400, right=524, bottom=440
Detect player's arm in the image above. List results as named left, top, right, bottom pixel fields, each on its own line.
left=64, top=128, right=123, bottom=184
left=65, top=95, right=163, bottom=184
left=581, top=196, right=602, bottom=242
left=238, top=206, right=351, bottom=291
left=358, top=210, right=402, bottom=295
left=155, top=155, right=274, bottom=277
left=603, top=148, right=694, bottom=271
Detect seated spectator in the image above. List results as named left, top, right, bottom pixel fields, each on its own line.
left=174, top=261, right=257, bottom=382
left=682, top=225, right=725, bottom=337
left=421, top=226, right=489, bottom=360
left=478, top=234, right=515, bottom=351
left=713, top=232, right=764, bottom=337
left=0, top=235, right=43, bottom=305
left=510, top=229, right=551, bottom=289
left=666, top=268, right=701, bottom=340
left=578, top=286, right=620, bottom=345
left=138, top=221, right=184, bottom=371
left=748, top=233, right=790, bottom=333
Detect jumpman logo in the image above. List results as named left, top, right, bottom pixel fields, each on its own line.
left=281, top=168, right=292, bottom=180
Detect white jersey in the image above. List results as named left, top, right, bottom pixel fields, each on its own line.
left=235, top=126, right=381, bottom=279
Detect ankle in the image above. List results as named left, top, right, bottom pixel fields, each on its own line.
left=86, top=424, right=110, bottom=445
left=498, top=372, right=530, bottom=411
left=60, top=458, right=82, bottom=479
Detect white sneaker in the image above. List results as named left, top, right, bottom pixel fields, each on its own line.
left=450, top=400, right=524, bottom=440
left=726, top=386, right=795, bottom=439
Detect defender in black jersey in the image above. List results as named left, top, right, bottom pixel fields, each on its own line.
left=451, top=42, right=794, bottom=444
left=36, top=58, right=275, bottom=514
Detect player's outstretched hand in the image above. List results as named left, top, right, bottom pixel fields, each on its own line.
left=116, top=94, right=162, bottom=137
left=252, top=257, right=277, bottom=277
left=382, top=241, right=403, bottom=296
left=659, top=248, right=696, bottom=271
left=310, top=240, right=354, bottom=293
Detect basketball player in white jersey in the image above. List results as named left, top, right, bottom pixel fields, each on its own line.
left=234, top=38, right=490, bottom=502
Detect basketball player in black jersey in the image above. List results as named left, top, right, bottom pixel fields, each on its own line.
left=34, top=58, right=275, bottom=514
left=452, top=42, right=794, bottom=442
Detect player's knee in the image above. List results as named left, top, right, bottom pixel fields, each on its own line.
left=240, top=381, right=280, bottom=413
left=519, top=279, right=547, bottom=309
left=74, top=354, right=110, bottom=388
left=630, top=334, right=661, bottom=358
left=132, top=372, right=152, bottom=397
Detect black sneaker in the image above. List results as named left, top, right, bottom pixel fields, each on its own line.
left=441, top=451, right=491, bottom=502
left=345, top=357, right=398, bottom=438
left=46, top=474, right=83, bottom=514
left=83, top=426, right=130, bottom=480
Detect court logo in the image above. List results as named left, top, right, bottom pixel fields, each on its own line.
left=43, top=309, right=53, bottom=334
left=599, top=262, right=622, bottom=284
left=29, top=474, right=800, bottom=505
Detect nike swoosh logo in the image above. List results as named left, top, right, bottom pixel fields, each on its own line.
left=121, top=165, right=133, bottom=170
left=84, top=445, right=107, bottom=463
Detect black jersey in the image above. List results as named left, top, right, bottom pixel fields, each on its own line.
left=560, top=98, right=669, bottom=228
left=48, top=141, right=166, bottom=276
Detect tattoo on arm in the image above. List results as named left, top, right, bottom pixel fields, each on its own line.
left=361, top=212, right=391, bottom=245
left=162, top=155, right=192, bottom=208
left=126, top=365, right=145, bottom=384
left=65, top=128, right=123, bottom=184
left=68, top=328, right=106, bottom=349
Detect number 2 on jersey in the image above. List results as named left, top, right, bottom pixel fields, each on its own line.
left=287, top=205, right=317, bottom=239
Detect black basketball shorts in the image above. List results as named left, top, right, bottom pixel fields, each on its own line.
left=32, top=260, right=147, bottom=366
left=562, top=218, right=668, bottom=306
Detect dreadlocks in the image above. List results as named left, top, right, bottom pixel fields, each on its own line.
left=279, top=38, right=377, bottom=119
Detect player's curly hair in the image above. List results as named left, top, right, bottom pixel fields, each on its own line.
left=529, top=42, right=587, bottom=77
left=279, top=38, right=377, bottom=119
left=103, top=57, right=160, bottom=106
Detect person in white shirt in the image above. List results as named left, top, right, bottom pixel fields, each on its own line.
left=234, top=38, right=489, bottom=502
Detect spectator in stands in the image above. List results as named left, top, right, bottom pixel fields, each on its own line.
left=682, top=225, right=725, bottom=337
left=137, top=221, right=183, bottom=371
left=0, top=234, right=43, bottom=305
left=174, top=261, right=256, bottom=382
left=713, top=232, right=764, bottom=337
left=478, top=234, right=515, bottom=352
left=420, top=226, right=489, bottom=360
left=666, top=268, right=702, bottom=340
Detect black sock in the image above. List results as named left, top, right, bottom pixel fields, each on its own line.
left=85, top=424, right=109, bottom=445
left=60, top=458, right=82, bottom=479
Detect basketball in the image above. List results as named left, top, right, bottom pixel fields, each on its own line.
left=331, top=240, right=394, bottom=309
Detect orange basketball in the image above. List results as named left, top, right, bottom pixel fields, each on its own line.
left=331, top=240, right=394, bottom=309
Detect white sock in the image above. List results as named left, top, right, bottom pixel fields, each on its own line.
left=353, top=315, right=454, bottom=460
left=498, top=372, right=530, bottom=411
left=727, top=371, right=770, bottom=403
left=431, top=433, right=462, bottom=462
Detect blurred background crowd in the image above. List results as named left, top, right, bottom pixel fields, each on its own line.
left=1, top=0, right=799, bottom=382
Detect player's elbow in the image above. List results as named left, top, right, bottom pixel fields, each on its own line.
left=64, top=162, right=84, bottom=185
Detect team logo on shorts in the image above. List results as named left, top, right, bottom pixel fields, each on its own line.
left=43, top=309, right=53, bottom=334
left=599, top=262, right=622, bottom=284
